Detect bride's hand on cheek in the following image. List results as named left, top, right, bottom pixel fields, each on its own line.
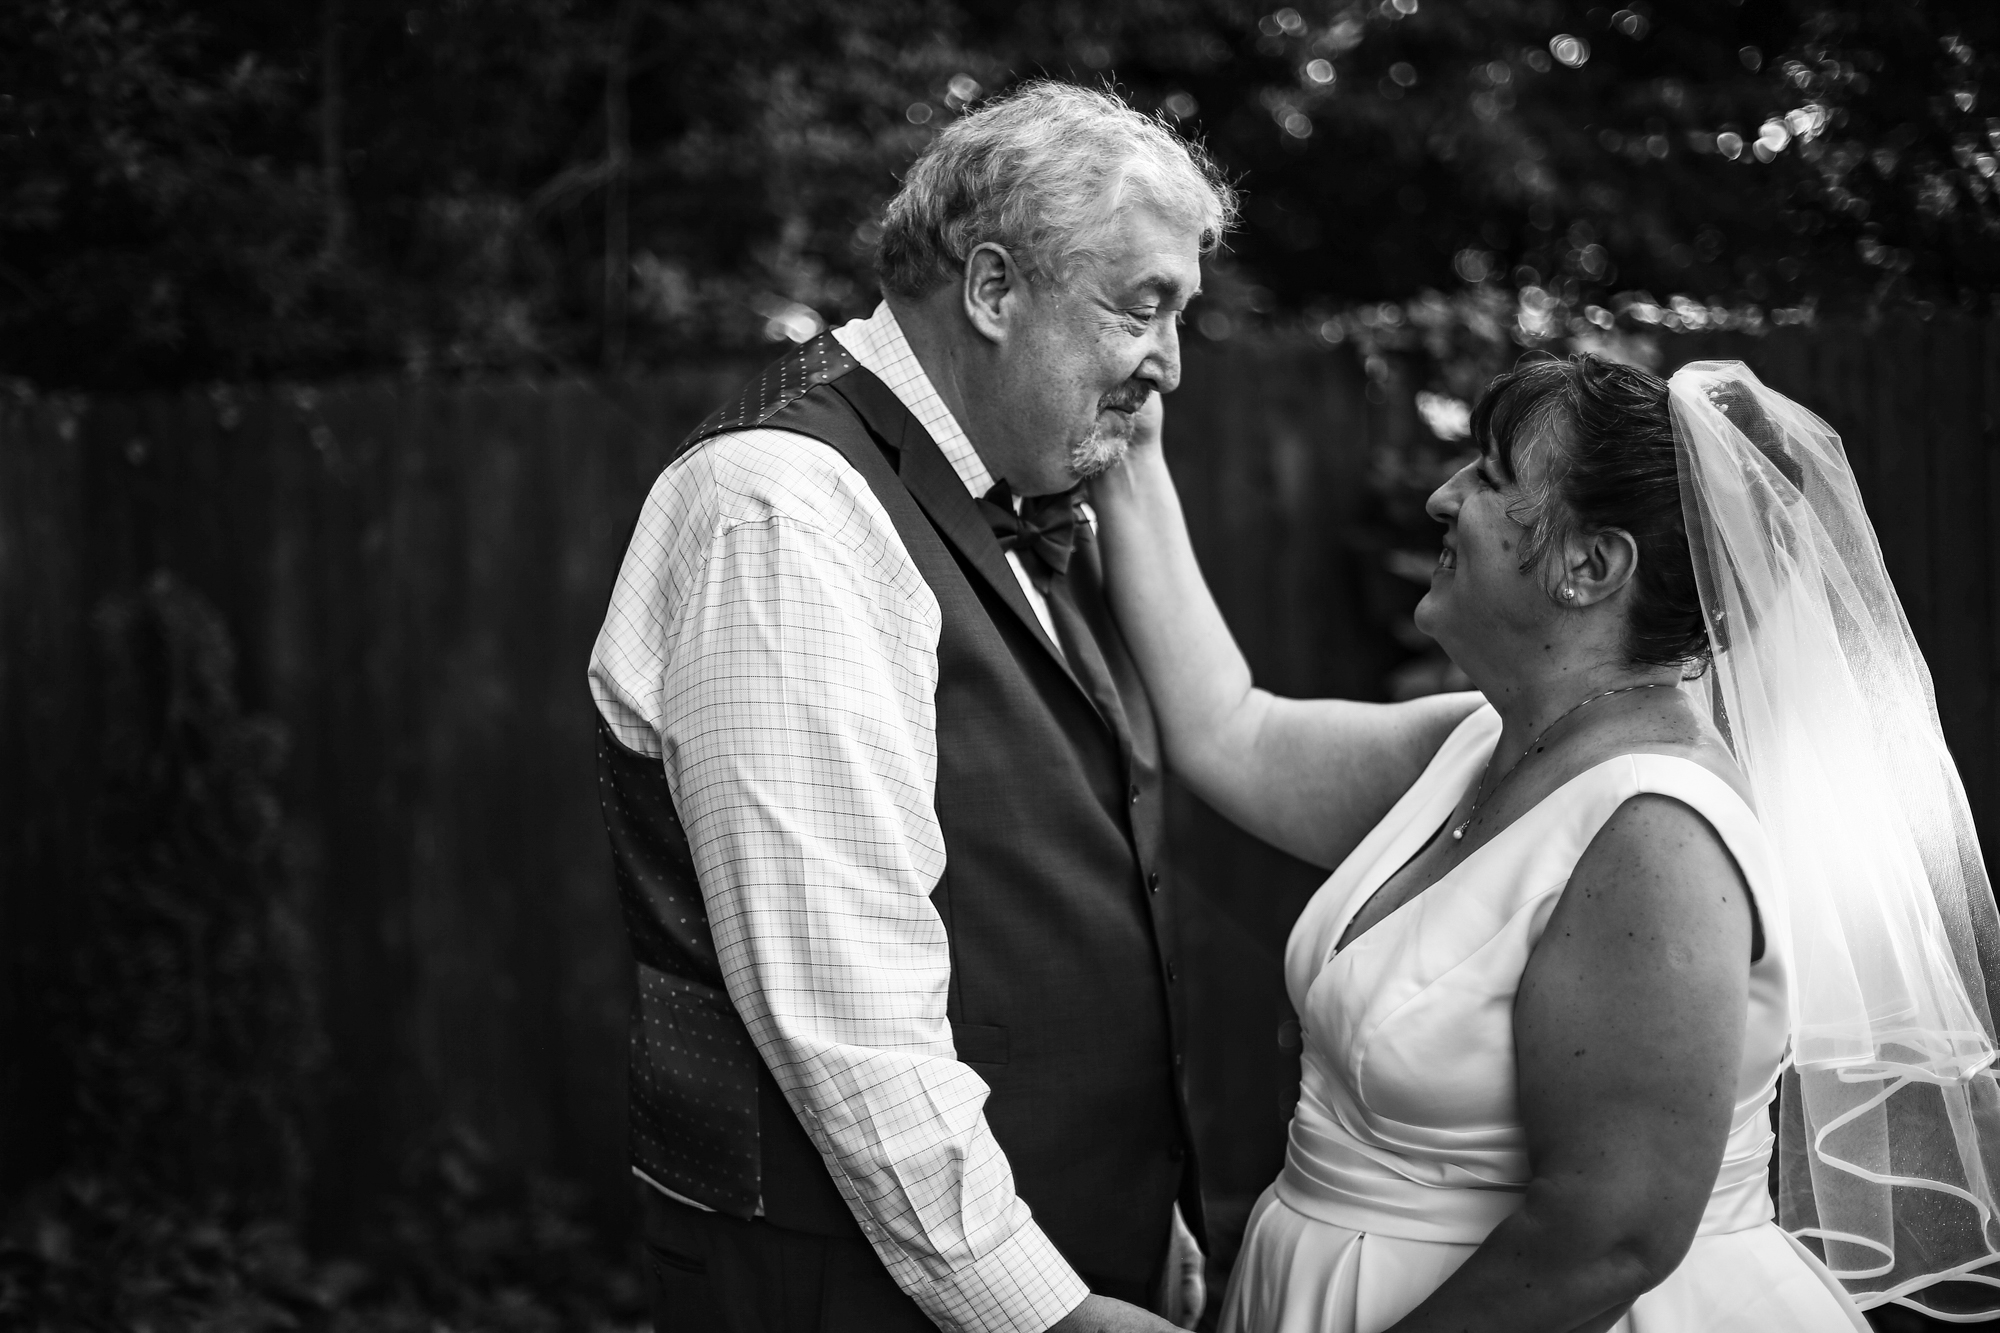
left=1131, top=389, right=1164, bottom=459
left=1094, top=392, right=1166, bottom=512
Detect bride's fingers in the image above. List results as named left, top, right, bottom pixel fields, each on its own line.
left=1132, top=390, right=1165, bottom=453
left=1177, top=1263, right=1205, bottom=1329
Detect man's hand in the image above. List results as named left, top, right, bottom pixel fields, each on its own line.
left=1153, top=1203, right=1206, bottom=1329
left=1045, top=1294, right=1180, bottom=1333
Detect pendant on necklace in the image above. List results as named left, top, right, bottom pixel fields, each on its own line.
left=1451, top=822, right=1468, bottom=841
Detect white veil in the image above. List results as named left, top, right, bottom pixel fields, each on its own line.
left=1670, top=360, right=2000, bottom=1319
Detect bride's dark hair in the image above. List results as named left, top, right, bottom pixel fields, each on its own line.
left=1469, top=352, right=1711, bottom=672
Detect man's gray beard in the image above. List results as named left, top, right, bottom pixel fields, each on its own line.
left=1067, top=426, right=1131, bottom=482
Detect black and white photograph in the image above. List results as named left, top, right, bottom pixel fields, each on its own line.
left=4, top=2, right=2000, bottom=1331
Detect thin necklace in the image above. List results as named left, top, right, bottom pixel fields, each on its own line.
left=1451, top=682, right=1679, bottom=842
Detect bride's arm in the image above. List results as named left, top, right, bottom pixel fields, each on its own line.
left=1378, top=796, right=1757, bottom=1333
left=1092, top=396, right=1480, bottom=869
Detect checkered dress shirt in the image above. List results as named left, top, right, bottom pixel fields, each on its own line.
left=589, top=303, right=1089, bottom=1332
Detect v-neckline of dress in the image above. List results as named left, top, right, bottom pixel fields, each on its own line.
left=1326, top=744, right=1642, bottom=965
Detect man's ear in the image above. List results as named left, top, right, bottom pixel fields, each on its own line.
left=961, top=242, right=1018, bottom=345
left=1561, top=527, right=1640, bottom=607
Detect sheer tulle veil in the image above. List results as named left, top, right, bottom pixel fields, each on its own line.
left=1669, top=360, right=2000, bottom=1319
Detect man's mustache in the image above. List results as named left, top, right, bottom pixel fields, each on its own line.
left=1099, top=385, right=1153, bottom=414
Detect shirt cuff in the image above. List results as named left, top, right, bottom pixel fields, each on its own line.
left=901, top=1215, right=1090, bottom=1333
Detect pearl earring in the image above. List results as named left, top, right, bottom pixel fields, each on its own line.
left=1561, top=586, right=1578, bottom=602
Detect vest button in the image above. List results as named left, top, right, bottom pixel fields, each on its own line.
left=1148, top=871, right=1160, bottom=893
left=1129, top=785, right=1140, bottom=803
left=1167, top=961, right=1179, bottom=983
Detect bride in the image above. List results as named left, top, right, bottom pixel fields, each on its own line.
left=1093, top=354, right=2000, bottom=1330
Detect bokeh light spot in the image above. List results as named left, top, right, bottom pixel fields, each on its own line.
left=1612, top=9, right=1649, bottom=38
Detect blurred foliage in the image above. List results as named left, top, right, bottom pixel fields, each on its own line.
left=8, top=570, right=645, bottom=1330
left=3, top=0, right=1996, bottom=390
left=0, top=1135, right=647, bottom=1332
left=64, top=572, right=318, bottom=1211
left=1156, top=0, right=2000, bottom=330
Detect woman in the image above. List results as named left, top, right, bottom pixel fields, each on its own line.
left=1094, top=354, right=2000, bottom=1330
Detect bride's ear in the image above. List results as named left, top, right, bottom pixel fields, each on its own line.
left=1557, top=527, right=1640, bottom=608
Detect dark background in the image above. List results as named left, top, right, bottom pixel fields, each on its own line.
left=6, top=0, right=1997, bottom=389
left=3, top=2, right=1996, bottom=1330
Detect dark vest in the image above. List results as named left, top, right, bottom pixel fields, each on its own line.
left=597, top=334, right=1198, bottom=1287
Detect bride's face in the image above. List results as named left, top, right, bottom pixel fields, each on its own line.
left=1414, top=431, right=1561, bottom=665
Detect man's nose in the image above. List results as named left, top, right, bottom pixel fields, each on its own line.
left=1142, top=318, right=1182, bottom=395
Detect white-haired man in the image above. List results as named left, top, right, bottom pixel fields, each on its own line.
left=590, top=82, right=1236, bottom=1333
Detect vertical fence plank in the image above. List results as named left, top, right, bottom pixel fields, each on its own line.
left=1925, top=322, right=1993, bottom=861
left=1985, top=329, right=2000, bottom=866
left=0, top=394, right=92, bottom=1193
left=1876, top=317, right=1937, bottom=643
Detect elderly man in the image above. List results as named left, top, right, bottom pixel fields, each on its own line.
left=589, top=82, right=1235, bottom=1333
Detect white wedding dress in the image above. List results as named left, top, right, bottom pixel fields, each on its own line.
left=1218, top=705, right=1868, bottom=1333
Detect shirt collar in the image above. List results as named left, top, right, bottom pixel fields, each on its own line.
left=831, top=302, right=996, bottom=500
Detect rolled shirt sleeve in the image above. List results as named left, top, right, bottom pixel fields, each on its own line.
left=589, top=429, right=1090, bottom=1333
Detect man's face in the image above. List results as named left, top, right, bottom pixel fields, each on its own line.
left=998, top=205, right=1202, bottom=494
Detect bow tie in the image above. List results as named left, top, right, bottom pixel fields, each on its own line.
left=978, top=482, right=1080, bottom=576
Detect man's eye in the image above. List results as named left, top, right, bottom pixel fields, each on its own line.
left=1121, top=306, right=1186, bottom=335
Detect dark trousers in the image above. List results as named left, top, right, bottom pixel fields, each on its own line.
left=644, top=1186, right=1162, bottom=1333
left=644, top=1187, right=935, bottom=1333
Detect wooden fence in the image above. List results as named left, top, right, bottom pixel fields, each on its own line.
left=2, top=317, right=1994, bottom=1262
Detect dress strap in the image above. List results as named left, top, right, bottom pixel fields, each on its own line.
left=1615, top=753, right=1782, bottom=923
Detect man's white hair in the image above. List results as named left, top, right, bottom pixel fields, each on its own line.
left=875, top=81, right=1237, bottom=298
